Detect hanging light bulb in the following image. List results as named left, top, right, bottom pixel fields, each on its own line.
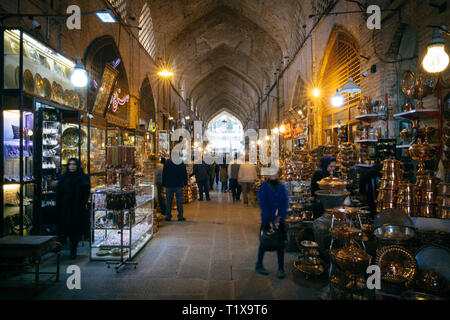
left=422, top=27, right=449, bottom=73
left=331, top=89, right=344, bottom=107
left=273, top=127, right=279, bottom=134
left=340, top=77, right=361, bottom=96
left=279, top=124, right=286, bottom=133
left=71, top=58, right=88, bottom=87
left=312, top=88, right=320, bottom=97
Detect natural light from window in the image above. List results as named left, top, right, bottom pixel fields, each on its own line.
left=206, top=112, right=244, bottom=155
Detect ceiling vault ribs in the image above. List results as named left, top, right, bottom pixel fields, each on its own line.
left=146, top=0, right=305, bottom=121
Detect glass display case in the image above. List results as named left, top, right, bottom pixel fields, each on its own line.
left=3, top=29, right=86, bottom=110
left=2, top=110, right=34, bottom=236
left=33, top=100, right=81, bottom=235
left=90, top=177, right=154, bottom=261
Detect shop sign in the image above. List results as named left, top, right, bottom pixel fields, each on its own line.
left=109, top=88, right=129, bottom=112
left=148, top=119, right=157, bottom=132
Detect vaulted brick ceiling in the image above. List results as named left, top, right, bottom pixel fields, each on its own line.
left=148, top=0, right=301, bottom=125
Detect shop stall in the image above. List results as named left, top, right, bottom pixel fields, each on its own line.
left=1, top=28, right=86, bottom=236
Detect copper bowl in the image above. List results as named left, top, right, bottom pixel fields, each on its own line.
left=376, top=245, right=418, bottom=284
left=332, top=246, right=372, bottom=275
left=398, top=205, right=416, bottom=217
left=317, top=177, right=347, bottom=192
left=417, top=270, right=449, bottom=295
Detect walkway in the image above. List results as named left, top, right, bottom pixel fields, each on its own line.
left=1, top=186, right=327, bottom=300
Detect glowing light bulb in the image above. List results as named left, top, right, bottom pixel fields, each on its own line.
left=313, top=88, right=320, bottom=97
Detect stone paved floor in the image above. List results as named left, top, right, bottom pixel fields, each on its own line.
left=0, top=186, right=328, bottom=300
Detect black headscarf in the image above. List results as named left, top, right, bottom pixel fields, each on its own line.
left=311, top=155, right=337, bottom=196
left=66, top=158, right=83, bottom=175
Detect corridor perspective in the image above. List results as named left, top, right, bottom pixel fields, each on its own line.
left=2, top=187, right=327, bottom=300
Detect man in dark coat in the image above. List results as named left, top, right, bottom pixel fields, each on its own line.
left=56, top=158, right=90, bottom=259
left=162, top=158, right=188, bottom=221
left=191, top=160, right=211, bottom=201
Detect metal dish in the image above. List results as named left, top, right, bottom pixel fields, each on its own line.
left=43, top=78, right=51, bottom=98
left=301, top=240, right=319, bottom=248
left=376, top=245, right=418, bottom=284
left=415, top=245, right=450, bottom=282
left=374, top=225, right=416, bottom=241
left=402, top=291, right=443, bottom=300
left=332, top=246, right=372, bottom=275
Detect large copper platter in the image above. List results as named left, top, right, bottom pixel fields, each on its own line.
left=317, top=176, right=347, bottom=192
left=376, top=245, right=418, bottom=284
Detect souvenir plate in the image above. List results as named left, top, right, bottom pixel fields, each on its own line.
left=23, top=69, right=34, bottom=92
left=63, top=89, right=72, bottom=106
left=43, top=78, right=51, bottom=98
left=72, top=91, right=80, bottom=109
left=34, top=73, right=44, bottom=96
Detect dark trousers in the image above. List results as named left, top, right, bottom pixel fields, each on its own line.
left=256, top=223, right=285, bottom=270
left=221, top=181, right=227, bottom=192
left=59, top=234, right=80, bottom=255
left=197, top=180, right=210, bottom=200
left=166, top=187, right=184, bottom=219
left=157, top=184, right=166, bottom=214
left=229, top=179, right=241, bottom=200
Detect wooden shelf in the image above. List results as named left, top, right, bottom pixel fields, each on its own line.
left=393, top=109, right=439, bottom=121
left=354, top=113, right=384, bottom=123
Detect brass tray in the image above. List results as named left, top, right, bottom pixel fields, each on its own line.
left=376, top=245, right=418, bottom=284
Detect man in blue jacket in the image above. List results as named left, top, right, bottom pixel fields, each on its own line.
left=162, top=158, right=188, bottom=221
left=256, top=167, right=288, bottom=278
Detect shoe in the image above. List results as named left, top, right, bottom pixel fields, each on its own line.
left=206, top=198, right=211, bottom=201
left=164, top=217, right=172, bottom=221
left=255, top=265, right=269, bottom=276
left=277, top=269, right=286, bottom=279
left=178, top=217, right=186, bottom=221
left=198, top=198, right=203, bottom=201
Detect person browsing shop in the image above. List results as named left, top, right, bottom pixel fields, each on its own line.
left=162, top=158, right=188, bottom=221
left=310, top=155, right=337, bottom=218
left=56, top=158, right=90, bottom=259
left=255, top=167, right=288, bottom=279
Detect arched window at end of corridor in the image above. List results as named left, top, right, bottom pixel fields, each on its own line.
left=205, top=112, right=244, bottom=156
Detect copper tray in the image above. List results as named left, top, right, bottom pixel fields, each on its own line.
left=34, top=73, right=44, bottom=96
left=376, top=245, right=418, bottom=284
left=23, top=69, right=34, bottom=92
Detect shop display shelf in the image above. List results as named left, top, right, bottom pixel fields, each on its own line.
left=397, top=143, right=439, bottom=149
left=393, top=109, right=439, bottom=121
left=356, top=164, right=376, bottom=168
left=354, top=113, right=384, bottom=123
left=355, top=139, right=378, bottom=143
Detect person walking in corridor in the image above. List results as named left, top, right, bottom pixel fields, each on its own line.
left=192, top=160, right=211, bottom=201
left=238, top=156, right=257, bottom=206
left=56, top=158, right=90, bottom=259
left=209, top=162, right=216, bottom=190
left=228, top=154, right=241, bottom=202
left=162, top=158, right=188, bottom=221
left=220, top=165, right=228, bottom=192
left=155, top=157, right=166, bottom=215
left=255, top=167, right=288, bottom=278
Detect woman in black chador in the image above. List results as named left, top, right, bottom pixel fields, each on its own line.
left=56, top=158, right=90, bottom=259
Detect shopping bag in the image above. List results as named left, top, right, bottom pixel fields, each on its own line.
left=260, top=225, right=283, bottom=251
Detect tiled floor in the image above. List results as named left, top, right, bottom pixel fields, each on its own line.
left=0, top=185, right=328, bottom=300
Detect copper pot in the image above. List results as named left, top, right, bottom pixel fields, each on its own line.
left=403, top=103, right=414, bottom=112
left=408, top=139, right=437, bottom=161
left=417, top=204, right=436, bottom=218
left=378, top=189, right=398, bottom=201
left=417, top=191, right=437, bottom=204
left=380, top=179, right=400, bottom=190
left=332, top=246, right=372, bottom=275
left=416, top=176, right=440, bottom=192
left=382, top=159, right=404, bottom=171
left=398, top=204, right=416, bottom=217
left=436, top=196, right=450, bottom=207
left=436, top=206, right=450, bottom=219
